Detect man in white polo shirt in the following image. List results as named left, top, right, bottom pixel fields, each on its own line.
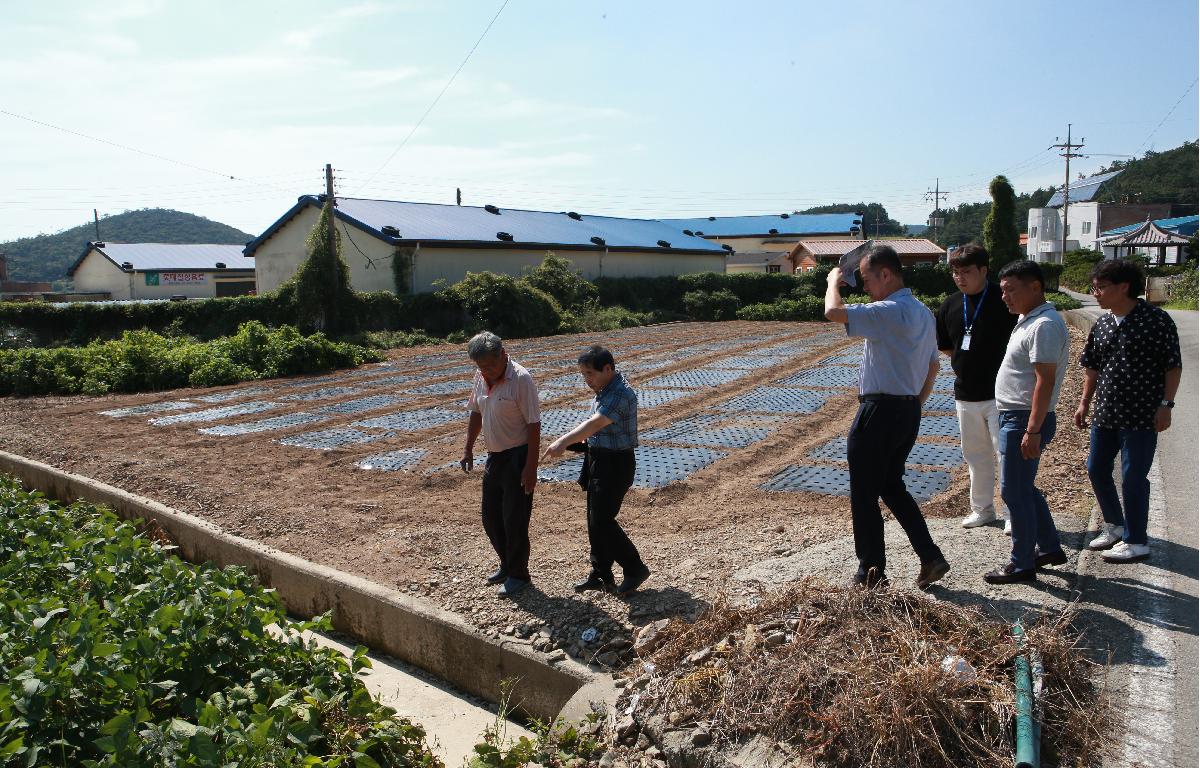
left=984, top=260, right=1071, bottom=585
left=461, top=332, right=541, bottom=597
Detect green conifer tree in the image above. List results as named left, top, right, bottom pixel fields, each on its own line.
left=983, top=175, right=1021, bottom=274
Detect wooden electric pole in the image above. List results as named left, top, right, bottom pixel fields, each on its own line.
left=1050, top=125, right=1085, bottom=263
left=93, top=209, right=101, bottom=241
left=325, top=163, right=339, bottom=332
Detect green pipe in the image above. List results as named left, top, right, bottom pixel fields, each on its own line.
left=1013, top=623, right=1038, bottom=768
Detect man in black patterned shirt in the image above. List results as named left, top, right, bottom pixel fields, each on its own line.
left=1074, top=259, right=1182, bottom=563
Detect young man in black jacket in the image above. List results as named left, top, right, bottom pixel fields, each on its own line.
left=935, top=245, right=1018, bottom=533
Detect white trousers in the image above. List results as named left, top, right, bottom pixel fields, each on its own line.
left=956, top=399, right=1007, bottom=517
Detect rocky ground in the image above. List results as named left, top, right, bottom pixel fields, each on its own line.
left=0, top=320, right=1095, bottom=675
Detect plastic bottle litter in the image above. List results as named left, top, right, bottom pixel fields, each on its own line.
left=941, top=654, right=977, bottom=682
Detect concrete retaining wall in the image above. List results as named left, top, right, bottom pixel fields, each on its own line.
left=0, top=450, right=615, bottom=722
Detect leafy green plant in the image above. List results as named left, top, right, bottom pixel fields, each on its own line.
left=983, top=175, right=1021, bottom=274
left=469, top=682, right=603, bottom=768
left=682, top=289, right=741, bottom=321
left=437, top=271, right=562, bottom=339
left=0, top=321, right=380, bottom=396
left=275, top=204, right=359, bottom=334
left=0, top=476, right=440, bottom=767
left=522, top=253, right=599, bottom=311
left=736, top=296, right=825, bottom=321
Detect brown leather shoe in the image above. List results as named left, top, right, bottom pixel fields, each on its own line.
left=915, top=559, right=950, bottom=589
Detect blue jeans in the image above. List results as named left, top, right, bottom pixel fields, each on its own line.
left=1087, top=426, right=1157, bottom=546
left=999, top=410, right=1061, bottom=571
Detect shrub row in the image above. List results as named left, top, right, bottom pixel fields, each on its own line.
left=0, top=321, right=381, bottom=396
left=0, top=475, right=438, bottom=767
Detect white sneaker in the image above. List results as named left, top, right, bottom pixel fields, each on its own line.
left=1088, top=525, right=1124, bottom=551
left=1101, top=541, right=1150, bottom=563
left=962, top=510, right=997, bottom=528
left=1003, top=519, right=1012, bottom=536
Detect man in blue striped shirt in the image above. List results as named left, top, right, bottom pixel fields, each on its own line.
left=544, top=345, right=650, bottom=596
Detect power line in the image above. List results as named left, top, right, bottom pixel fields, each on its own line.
left=355, top=0, right=511, bottom=194
left=2, top=108, right=248, bottom=185
left=1136, top=78, right=1198, bottom=153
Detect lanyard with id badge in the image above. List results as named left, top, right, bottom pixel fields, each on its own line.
left=961, top=283, right=987, bottom=351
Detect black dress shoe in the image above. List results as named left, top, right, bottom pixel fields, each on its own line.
left=573, top=574, right=614, bottom=593
left=617, top=566, right=651, bottom=596
left=850, top=567, right=889, bottom=589
left=485, top=569, right=508, bottom=585
left=1034, top=549, right=1068, bottom=568
left=915, top=559, right=950, bottom=590
left=983, top=563, right=1037, bottom=584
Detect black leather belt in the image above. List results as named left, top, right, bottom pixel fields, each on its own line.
left=858, top=393, right=918, bottom=402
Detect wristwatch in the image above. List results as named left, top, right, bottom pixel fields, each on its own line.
left=1160, top=400, right=1175, bottom=408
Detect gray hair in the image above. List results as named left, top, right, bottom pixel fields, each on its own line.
left=467, top=331, right=504, bottom=360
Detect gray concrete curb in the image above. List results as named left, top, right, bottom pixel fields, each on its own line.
left=0, top=450, right=618, bottom=723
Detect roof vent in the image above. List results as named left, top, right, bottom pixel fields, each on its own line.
left=683, top=229, right=694, bottom=236
left=768, top=228, right=779, bottom=235
left=215, top=262, right=226, bottom=269
left=657, top=239, right=671, bottom=248
left=707, top=216, right=716, bottom=221
left=92, top=241, right=106, bottom=248
left=381, top=225, right=400, bottom=237
left=721, top=244, right=734, bottom=253
left=120, top=261, right=133, bottom=271
left=484, top=204, right=500, bottom=215
left=590, top=236, right=606, bottom=246
left=496, top=231, right=513, bottom=241
left=566, top=211, right=582, bottom=220
left=780, top=213, right=790, bottom=219
left=695, top=230, right=704, bottom=236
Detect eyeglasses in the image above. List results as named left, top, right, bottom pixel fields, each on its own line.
left=1090, top=283, right=1113, bottom=294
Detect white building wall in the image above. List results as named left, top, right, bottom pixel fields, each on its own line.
left=72, top=251, right=133, bottom=299
left=1027, top=203, right=1101, bottom=262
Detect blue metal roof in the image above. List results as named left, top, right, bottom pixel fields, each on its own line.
left=68, top=242, right=251, bottom=276
left=243, top=197, right=729, bottom=257
left=1099, top=214, right=1199, bottom=238
left=659, top=213, right=862, bottom=238
left=1045, top=170, right=1122, bottom=208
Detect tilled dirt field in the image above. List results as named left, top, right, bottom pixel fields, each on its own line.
left=0, top=320, right=1093, bottom=665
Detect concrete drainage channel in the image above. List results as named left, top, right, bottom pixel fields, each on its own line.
left=0, top=450, right=618, bottom=748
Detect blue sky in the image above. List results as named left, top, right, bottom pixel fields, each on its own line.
left=3, top=0, right=1197, bottom=241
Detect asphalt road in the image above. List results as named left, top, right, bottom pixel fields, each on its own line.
left=1064, top=290, right=1198, bottom=768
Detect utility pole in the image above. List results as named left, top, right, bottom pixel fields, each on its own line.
left=93, top=209, right=101, bottom=241
left=924, top=179, right=949, bottom=242
left=325, top=163, right=338, bottom=332
left=1050, top=124, right=1085, bottom=263
left=456, top=187, right=462, bottom=206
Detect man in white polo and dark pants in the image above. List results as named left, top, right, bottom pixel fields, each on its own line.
left=461, top=332, right=541, bottom=597
left=935, top=244, right=1017, bottom=533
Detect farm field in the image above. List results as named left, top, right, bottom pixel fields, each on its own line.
left=0, top=320, right=1092, bottom=661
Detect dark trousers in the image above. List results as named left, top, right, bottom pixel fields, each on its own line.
left=846, top=398, right=943, bottom=574
left=579, top=447, right=643, bottom=580
left=481, top=445, right=532, bottom=581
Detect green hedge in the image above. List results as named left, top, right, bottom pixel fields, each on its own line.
left=0, top=321, right=381, bottom=396
left=736, top=296, right=825, bottom=321
left=0, top=475, right=438, bottom=767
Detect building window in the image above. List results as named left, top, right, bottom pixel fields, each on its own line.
left=1031, top=226, right=1037, bottom=239
left=1082, top=221, right=1092, bottom=234
left=767, top=264, right=781, bottom=273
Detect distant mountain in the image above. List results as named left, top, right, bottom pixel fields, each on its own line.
left=1, top=209, right=254, bottom=284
